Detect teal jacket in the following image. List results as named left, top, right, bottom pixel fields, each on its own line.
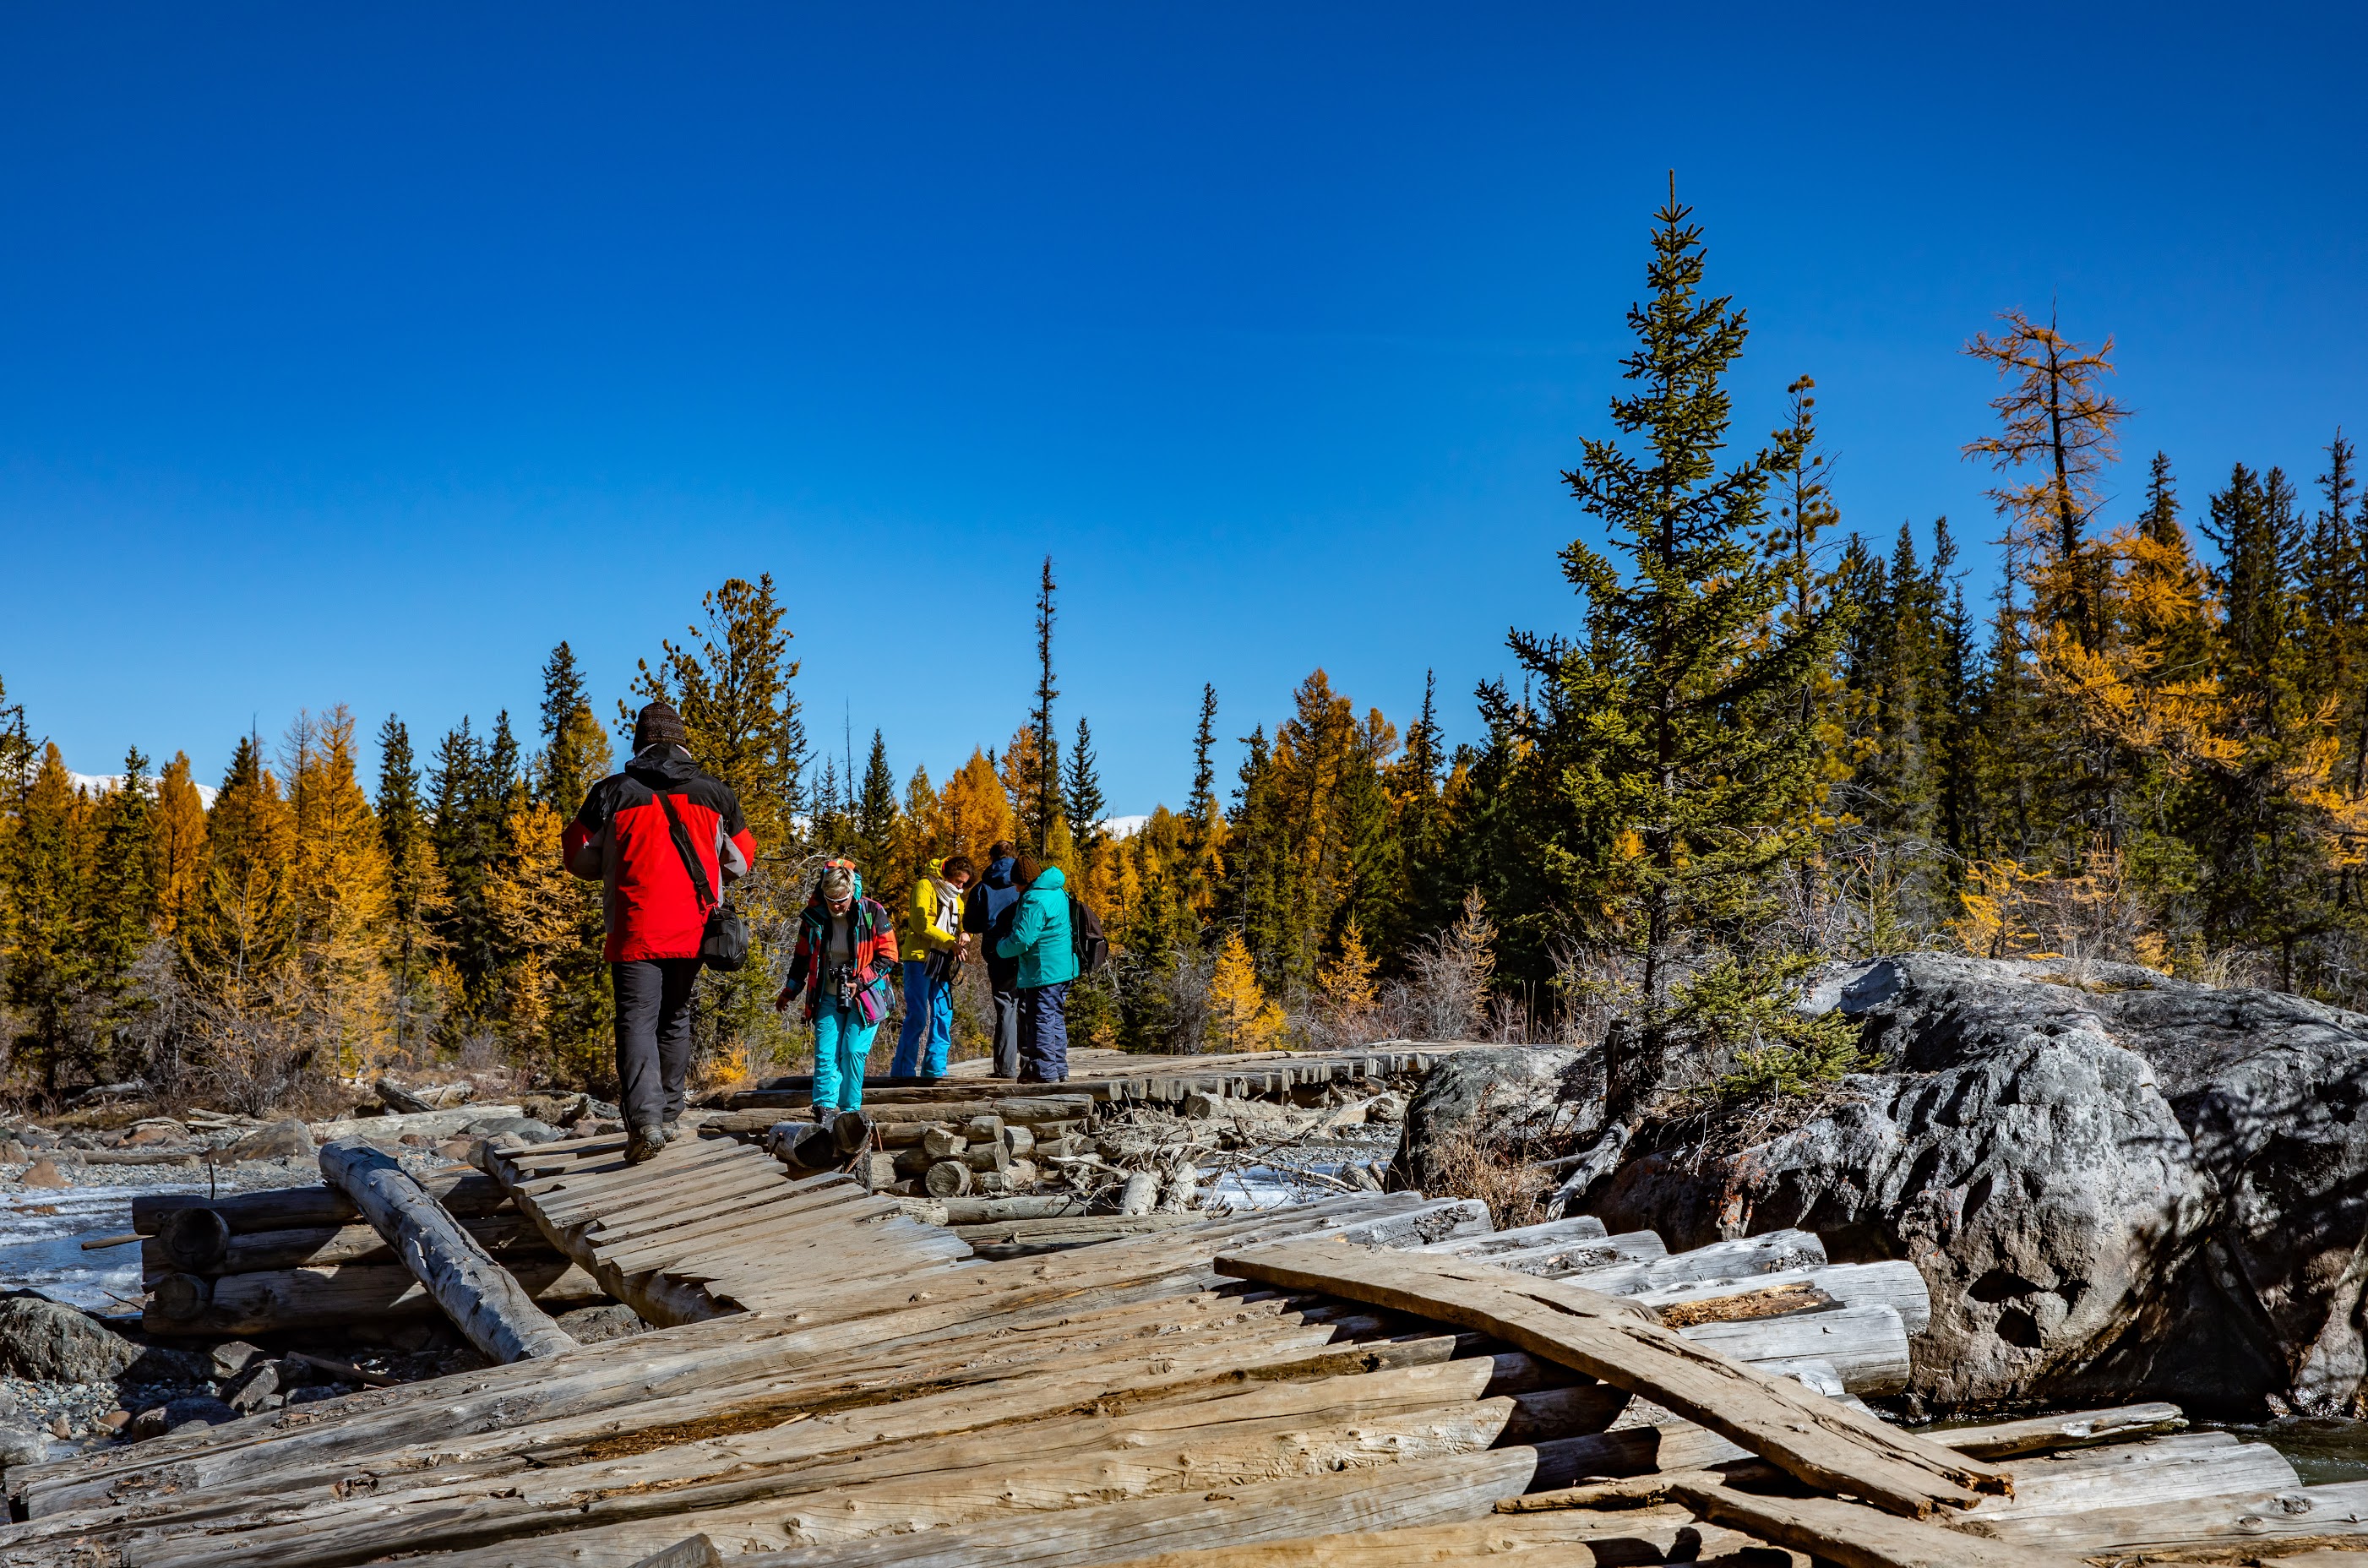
left=995, top=865, right=1079, bottom=988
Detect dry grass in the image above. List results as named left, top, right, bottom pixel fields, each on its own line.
left=1421, top=1086, right=1557, bottom=1229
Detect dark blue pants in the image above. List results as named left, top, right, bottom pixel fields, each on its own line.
left=1018, top=982, right=1070, bottom=1082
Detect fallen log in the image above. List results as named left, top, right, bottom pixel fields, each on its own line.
left=143, top=1256, right=607, bottom=1337
left=320, top=1136, right=580, bottom=1361
left=132, top=1171, right=508, bottom=1233
left=1666, top=1477, right=2077, bottom=1568
left=1678, top=1303, right=1913, bottom=1395
left=142, top=1211, right=553, bottom=1277
left=308, top=1104, right=526, bottom=1144
left=1217, top=1239, right=2006, bottom=1518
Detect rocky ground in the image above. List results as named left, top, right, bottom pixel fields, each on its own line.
left=1390, top=955, right=2368, bottom=1420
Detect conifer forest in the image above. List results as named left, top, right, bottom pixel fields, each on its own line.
left=6, top=194, right=2365, bottom=1113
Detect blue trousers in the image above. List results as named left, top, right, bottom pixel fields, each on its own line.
left=1018, top=982, right=1070, bottom=1082
left=890, top=959, right=952, bottom=1078
left=811, top=997, right=881, bottom=1113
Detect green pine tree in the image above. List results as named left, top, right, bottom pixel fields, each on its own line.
left=1483, top=184, right=1851, bottom=1110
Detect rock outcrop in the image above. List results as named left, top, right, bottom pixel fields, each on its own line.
left=1391, top=1045, right=1598, bottom=1194
left=1592, top=954, right=2368, bottom=1415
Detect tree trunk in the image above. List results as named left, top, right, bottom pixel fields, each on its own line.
left=318, top=1136, right=581, bottom=1363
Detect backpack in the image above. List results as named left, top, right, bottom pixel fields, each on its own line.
left=1068, top=894, right=1110, bottom=976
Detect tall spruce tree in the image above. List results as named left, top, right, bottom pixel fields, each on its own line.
left=1064, top=716, right=1106, bottom=852
left=376, top=715, right=444, bottom=1054
left=854, top=730, right=901, bottom=885
left=537, top=641, right=611, bottom=811
left=1483, top=185, right=1848, bottom=1110
left=1026, top=557, right=1061, bottom=856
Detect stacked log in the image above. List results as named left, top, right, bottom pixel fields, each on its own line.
left=130, top=1169, right=608, bottom=1337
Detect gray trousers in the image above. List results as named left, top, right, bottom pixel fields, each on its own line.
left=988, top=963, right=1022, bottom=1079
left=613, top=958, right=699, bottom=1128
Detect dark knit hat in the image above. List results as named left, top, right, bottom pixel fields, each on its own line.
left=634, top=701, right=689, bottom=754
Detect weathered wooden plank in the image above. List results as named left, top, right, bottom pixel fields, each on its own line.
left=727, top=1448, right=1541, bottom=1568
left=1984, top=1435, right=2296, bottom=1519
left=319, top=1137, right=580, bottom=1362
left=1668, top=1478, right=2078, bottom=1568
left=1934, top=1402, right=2186, bottom=1460
left=1641, top=1259, right=1933, bottom=1336
left=1416, top=1215, right=1609, bottom=1255
left=1217, top=1239, right=2006, bottom=1518
left=1679, top=1303, right=1913, bottom=1395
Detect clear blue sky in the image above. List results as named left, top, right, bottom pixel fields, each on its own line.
left=4, top=4, right=2362, bottom=816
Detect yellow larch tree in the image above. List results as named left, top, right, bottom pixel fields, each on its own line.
left=1206, top=928, right=1287, bottom=1052
left=149, top=751, right=209, bottom=937
left=939, top=749, right=1014, bottom=859
left=1315, top=920, right=1380, bottom=1043
left=285, top=708, right=394, bottom=1075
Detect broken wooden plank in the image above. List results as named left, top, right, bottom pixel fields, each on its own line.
left=320, top=1136, right=580, bottom=1361
left=1217, top=1238, right=2006, bottom=1518
left=1931, top=1402, right=2186, bottom=1460
left=1667, top=1477, right=2078, bottom=1568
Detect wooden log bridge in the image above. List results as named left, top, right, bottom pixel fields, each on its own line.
left=318, top=1136, right=580, bottom=1363
left=480, top=1126, right=973, bottom=1325
left=8, top=1051, right=2349, bottom=1565
left=2, top=1182, right=2339, bottom=1565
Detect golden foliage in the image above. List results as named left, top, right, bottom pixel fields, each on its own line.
left=1206, top=929, right=1287, bottom=1052
left=939, top=748, right=1014, bottom=859
left=1316, top=920, right=1380, bottom=1040
left=150, top=751, right=209, bottom=937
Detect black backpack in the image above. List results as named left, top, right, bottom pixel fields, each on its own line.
left=1068, top=894, right=1110, bottom=976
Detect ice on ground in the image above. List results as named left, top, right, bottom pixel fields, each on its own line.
left=0, top=1187, right=185, bottom=1312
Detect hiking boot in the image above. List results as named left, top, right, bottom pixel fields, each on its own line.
left=625, top=1122, right=667, bottom=1164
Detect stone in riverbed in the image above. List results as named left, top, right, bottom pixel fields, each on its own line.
left=18, top=1158, right=66, bottom=1189
left=0, top=1298, right=141, bottom=1384
left=227, top=1118, right=313, bottom=1162
left=0, top=1426, right=46, bottom=1468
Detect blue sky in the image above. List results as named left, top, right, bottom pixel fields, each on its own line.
left=3, top=4, right=2362, bottom=816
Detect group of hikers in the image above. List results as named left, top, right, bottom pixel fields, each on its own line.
left=563, top=701, right=1086, bottom=1162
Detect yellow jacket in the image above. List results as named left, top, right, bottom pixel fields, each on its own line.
left=900, top=859, right=963, bottom=958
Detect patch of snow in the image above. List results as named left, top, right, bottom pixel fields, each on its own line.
left=70, top=772, right=217, bottom=807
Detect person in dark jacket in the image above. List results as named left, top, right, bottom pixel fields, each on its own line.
left=995, top=854, right=1078, bottom=1083
left=961, top=841, right=1026, bottom=1078
left=563, top=702, right=755, bottom=1163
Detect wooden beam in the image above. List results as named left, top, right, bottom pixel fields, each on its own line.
left=1667, top=1478, right=2080, bottom=1568
left=1217, top=1239, right=2006, bottom=1519
left=320, top=1136, right=582, bottom=1362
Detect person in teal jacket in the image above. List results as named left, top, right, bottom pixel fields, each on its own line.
left=994, top=856, right=1076, bottom=1081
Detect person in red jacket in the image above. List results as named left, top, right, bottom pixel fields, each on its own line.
left=563, top=701, right=755, bottom=1162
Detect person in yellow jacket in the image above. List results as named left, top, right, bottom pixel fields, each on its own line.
left=890, top=854, right=973, bottom=1077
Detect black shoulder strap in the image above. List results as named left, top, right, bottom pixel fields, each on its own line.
left=655, top=792, right=717, bottom=911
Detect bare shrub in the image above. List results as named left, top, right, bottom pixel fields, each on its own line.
left=1422, top=1086, right=1554, bottom=1228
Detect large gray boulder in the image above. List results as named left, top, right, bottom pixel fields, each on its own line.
left=0, top=1298, right=143, bottom=1385
left=1391, top=1046, right=1598, bottom=1194
left=1596, top=954, right=2368, bottom=1415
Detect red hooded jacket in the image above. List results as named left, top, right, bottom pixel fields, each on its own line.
left=563, top=746, right=755, bottom=962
